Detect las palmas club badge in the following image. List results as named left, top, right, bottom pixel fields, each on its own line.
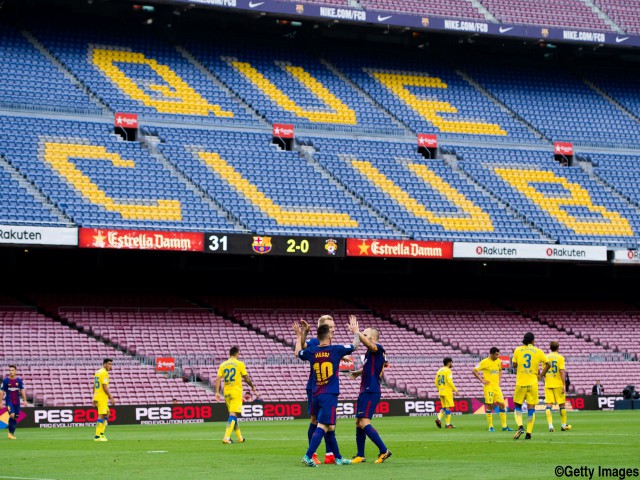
left=252, top=236, right=272, bottom=254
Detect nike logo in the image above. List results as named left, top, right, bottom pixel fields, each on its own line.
left=499, top=26, right=513, bottom=33
left=615, top=36, right=629, bottom=43
left=248, top=1, right=265, bottom=7
left=377, top=15, right=392, bottom=22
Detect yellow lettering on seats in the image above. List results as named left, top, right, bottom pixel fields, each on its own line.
left=92, top=48, right=233, bottom=117
left=371, top=72, right=506, bottom=135
left=199, top=151, right=357, bottom=227
left=44, top=143, right=181, bottom=220
left=229, top=60, right=357, bottom=124
left=352, top=159, right=494, bottom=231
left=494, top=167, right=633, bottom=236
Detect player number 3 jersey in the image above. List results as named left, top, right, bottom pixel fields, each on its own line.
left=93, top=367, right=109, bottom=401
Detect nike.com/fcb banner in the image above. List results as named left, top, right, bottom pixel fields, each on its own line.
left=17, top=396, right=613, bottom=428
left=171, top=0, right=640, bottom=49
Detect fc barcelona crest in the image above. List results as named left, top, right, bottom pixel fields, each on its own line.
left=421, top=17, right=429, bottom=27
left=541, top=28, right=549, bottom=38
left=296, top=4, right=304, bottom=13
left=252, top=236, right=272, bottom=254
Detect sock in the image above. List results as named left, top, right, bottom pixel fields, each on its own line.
left=437, top=409, right=445, bottom=421
left=224, top=415, right=236, bottom=439
left=499, top=408, right=507, bottom=428
left=234, top=419, right=243, bottom=440
left=363, top=424, right=387, bottom=455
left=514, top=407, right=523, bottom=428
left=445, top=409, right=452, bottom=425
left=308, top=423, right=316, bottom=444
left=9, top=417, right=16, bottom=434
left=356, top=427, right=366, bottom=457
left=324, top=430, right=342, bottom=459
left=486, top=411, right=494, bottom=428
left=526, top=408, right=535, bottom=434
left=306, top=428, right=325, bottom=458
left=95, top=418, right=105, bottom=437
left=545, top=407, right=553, bottom=427
left=560, top=408, right=567, bottom=426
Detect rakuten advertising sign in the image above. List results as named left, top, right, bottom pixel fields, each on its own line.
left=0, top=225, right=77, bottom=246
left=454, top=242, right=607, bottom=262
left=612, top=249, right=640, bottom=264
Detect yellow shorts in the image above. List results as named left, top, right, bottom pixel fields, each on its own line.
left=545, top=387, right=566, bottom=405
left=484, top=386, right=505, bottom=406
left=224, top=391, right=243, bottom=413
left=513, top=385, right=539, bottom=405
left=439, top=394, right=455, bottom=409
left=94, top=398, right=109, bottom=415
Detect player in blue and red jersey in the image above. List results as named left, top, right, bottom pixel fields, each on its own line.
left=1, top=365, right=27, bottom=440
left=349, top=324, right=392, bottom=464
left=299, top=315, right=337, bottom=464
left=295, top=319, right=358, bottom=467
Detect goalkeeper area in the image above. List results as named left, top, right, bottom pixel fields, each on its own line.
left=3, top=411, right=637, bottom=480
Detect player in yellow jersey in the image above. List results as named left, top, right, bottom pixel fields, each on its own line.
left=512, top=332, right=550, bottom=440
left=434, top=357, right=458, bottom=429
left=545, top=341, right=571, bottom=432
left=214, top=346, right=258, bottom=444
left=93, top=358, right=115, bottom=442
left=472, top=347, right=513, bottom=432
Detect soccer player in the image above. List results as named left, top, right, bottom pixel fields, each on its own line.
left=434, top=357, right=458, bottom=429
left=512, top=332, right=551, bottom=440
left=545, top=341, right=572, bottom=432
left=472, top=347, right=513, bottom=432
left=214, top=346, right=258, bottom=444
left=295, top=320, right=357, bottom=467
left=93, top=358, right=115, bottom=442
left=299, top=315, right=337, bottom=465
left=349, top=323, right=392, bottom=464
left=1, top=365, right=27, bottom=440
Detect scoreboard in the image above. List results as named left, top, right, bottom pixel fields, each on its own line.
left=205, top=233, right=345, bottom=258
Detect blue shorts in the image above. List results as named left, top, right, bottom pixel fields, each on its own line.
left=356, top=392, right=381, bottom=419
left=311, top=394, right=338, bottom=426
left=6, top=403, right=20, bottom=417
left=306, top=389, right=315, bottom=416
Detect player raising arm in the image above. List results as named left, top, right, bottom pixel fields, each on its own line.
left=294, top=320, right=356, bottom=467
left=349, top=316, right=392, bottom=464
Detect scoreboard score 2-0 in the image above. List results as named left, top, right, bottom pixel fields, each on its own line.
left=205, top=233, right=345, bottom=258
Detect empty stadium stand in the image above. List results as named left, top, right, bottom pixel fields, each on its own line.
left=2, top=6, right=640, bottom=412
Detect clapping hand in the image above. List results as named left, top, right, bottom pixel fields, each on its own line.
left=348, top=315, right=359, bottom=334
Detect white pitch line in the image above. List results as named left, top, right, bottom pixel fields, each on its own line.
left=0, top=476, right=58, bottom=480
left=147, top=450, right=168, bottom=453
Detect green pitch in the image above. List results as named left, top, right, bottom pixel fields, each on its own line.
left=2, top=411, right=638, bottom=480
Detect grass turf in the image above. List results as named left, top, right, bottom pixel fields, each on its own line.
left=1, top=411, right=637, bottom=480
